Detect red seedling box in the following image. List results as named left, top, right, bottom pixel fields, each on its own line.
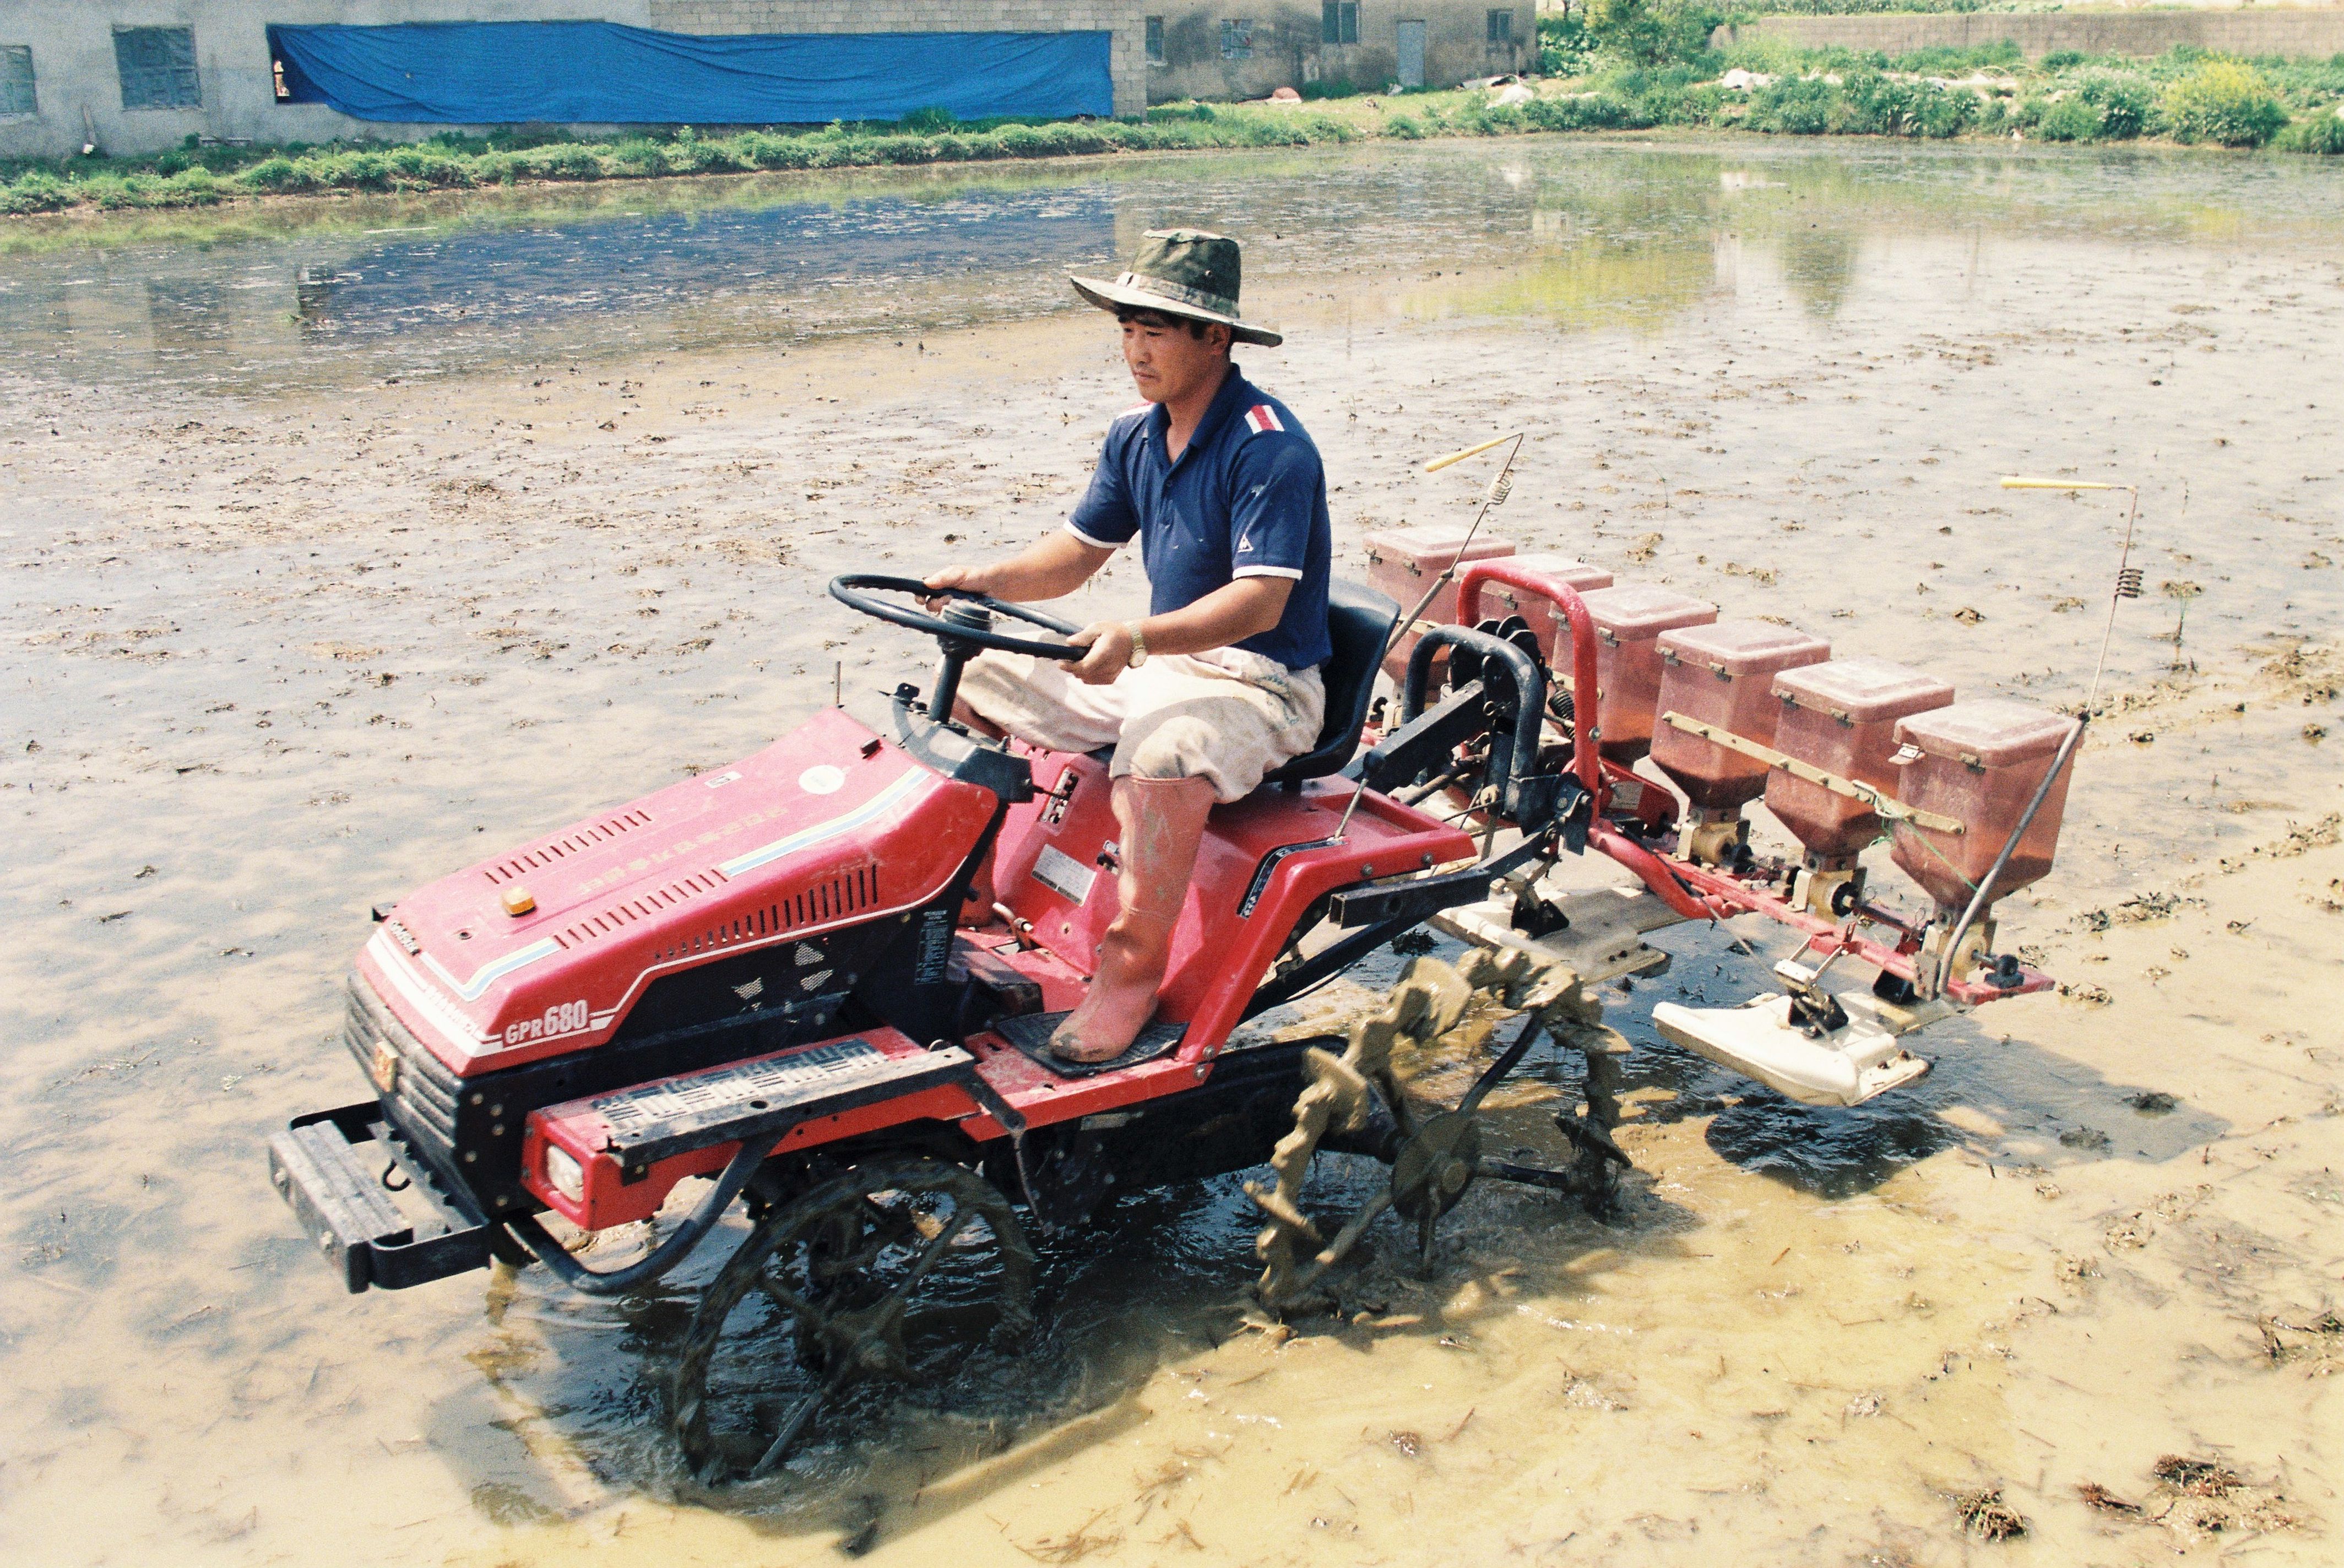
left=1578, top=584, right=1717, bottom=761
left=1766, top=657, right=1956, bottom=860
left=1890, top=699, right=2079, bottom=912
left=1651, top=620, right=1831, bottom=809
left=1362, top=525, right=1515, bottom=679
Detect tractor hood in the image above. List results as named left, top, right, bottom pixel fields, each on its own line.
left=356, top=707, right=997, bottom=1075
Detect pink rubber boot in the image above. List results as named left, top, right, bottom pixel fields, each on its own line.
left=1049, top=775, right=1215, bottom=1064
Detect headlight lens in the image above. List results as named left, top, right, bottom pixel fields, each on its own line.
left=544, top=1143, right=585, bottom=1202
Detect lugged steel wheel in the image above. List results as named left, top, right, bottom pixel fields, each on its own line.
left=671, top=1156, right=1034, bottom=1484
left=1248, top=947, right=1632, bottom=1315
left=1562, top=1042, right=1629, bottom=1218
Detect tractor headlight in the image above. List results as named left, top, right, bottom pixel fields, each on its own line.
left=543, top=1143, right=585, bottom=1203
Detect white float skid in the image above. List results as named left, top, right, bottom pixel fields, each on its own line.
left=1436, top=880, right=1950, bottom=1109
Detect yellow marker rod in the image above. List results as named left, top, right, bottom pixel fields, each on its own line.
left=1999, top=476, right=2128, bottom=491
left=1999, top=472, right=2144, bottom=712
left=1425, top=431, right=1522, bottom=473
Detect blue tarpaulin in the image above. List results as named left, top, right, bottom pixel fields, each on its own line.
left=268, top=22, right=1112, bottom=126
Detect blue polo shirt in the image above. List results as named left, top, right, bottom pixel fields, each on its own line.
left=1066, top=367, right=1333, bottom=671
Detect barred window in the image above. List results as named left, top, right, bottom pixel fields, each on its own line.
left=1146, top=15, right=1165, bottom=65
left=1322, top=2, right=1359, bottom=45
left=1486, top=9, right=1515, bottom=45
left=1, top=46, right=34, bottom=117
left=115, top=26, right=201, bottom=111
left=1220, top=19, right=1253, bottom=60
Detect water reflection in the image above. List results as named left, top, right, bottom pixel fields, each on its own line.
left=1403, top=166, right=1723, bottom=332
left=284, top=193, right=1120, bottom=341
left=4, top=138, right=2340, bottom=397
left=1779, top=225, right=1860, bottom=318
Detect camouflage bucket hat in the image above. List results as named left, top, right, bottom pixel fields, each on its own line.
left=1070, top=228, right=1283, bottom=347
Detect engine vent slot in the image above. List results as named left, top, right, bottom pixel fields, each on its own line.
left=557, top=869, right=725, bottom=949
left=483, top=807, right=654, bottom=885
left=557, top=866, right=876, bottom=958
left=577, top=864, right=878, bottom=964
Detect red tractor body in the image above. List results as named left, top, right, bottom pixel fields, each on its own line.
left=330, top=691, right=1469, bottom=1256
left=271, top=562, right=2074, bottom=1479
left=359, top=707, right=987, bottom=1080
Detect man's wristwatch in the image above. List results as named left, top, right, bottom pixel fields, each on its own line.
left=1125, top=622, right=1149, bottom=668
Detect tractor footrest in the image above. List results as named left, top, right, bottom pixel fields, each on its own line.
left=268, top=1103, right=495, bottom=1294
left=542, top=1033, right=975, bottom=1176
left=992, top=1012, right=1185, bottom=1078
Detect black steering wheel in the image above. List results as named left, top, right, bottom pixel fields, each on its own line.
left=827, top=574, right=1086, bottom=660
left=828, top=574, right=1089, bottom=725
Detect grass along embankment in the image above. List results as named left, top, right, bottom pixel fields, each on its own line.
left=1641, top=34, right=2344, bottom=150
left=0, top=107, right=1378, bottom=217
left=4, top=35, right=2341, bottom=217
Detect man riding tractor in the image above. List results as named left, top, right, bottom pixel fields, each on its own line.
left=924, top=229, right=1333, bottom=1065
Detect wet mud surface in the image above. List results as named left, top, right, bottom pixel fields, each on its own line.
left=3, top=137, right=2340, bottom=1564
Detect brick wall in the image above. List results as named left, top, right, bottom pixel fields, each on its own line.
left=649, top=1, right=1149, bottom=117
left=1712, top=9, right=2344, bottom=62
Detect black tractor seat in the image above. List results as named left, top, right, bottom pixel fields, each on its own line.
left=1261, top=577, right=1398, bottom=786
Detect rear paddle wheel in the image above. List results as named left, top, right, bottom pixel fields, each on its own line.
left=671, top=1157, right=1034, bottom=1483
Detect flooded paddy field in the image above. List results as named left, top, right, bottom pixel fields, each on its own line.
left=3, top=137, right=2341, bottom=1565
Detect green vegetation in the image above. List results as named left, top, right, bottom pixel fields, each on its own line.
left=1538, top=10, right=1602, bottom=78
left=1538, top=17, right=2344, bottom=151
left=2161, top=59, right=2291, bottom=148
left=1718, top=0, right=2025, bottom=12
left=2281, top=107, right=2344, bottom=155
left=7, top=31, right=2344, bottom=218
left=1584, top=0, right=1721, bottom=67
left=0, top=111, right=1367, bottom=216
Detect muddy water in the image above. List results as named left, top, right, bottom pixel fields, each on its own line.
left=3, top=137, right=2340, bottom=1565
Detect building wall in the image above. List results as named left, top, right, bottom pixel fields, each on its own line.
left=1144, top=2, right=1530, bottom=102
left=1711, top=9, right=2344, bottom=61
left=0, top=0, right=1147, bottom=160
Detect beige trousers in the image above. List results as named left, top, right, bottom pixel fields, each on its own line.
left=958, top=646, right=1326, bottom=804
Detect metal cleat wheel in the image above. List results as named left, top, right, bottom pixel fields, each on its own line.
left=1551, top=1039, right=1631, bottom=1219
left=671, top=1155, right=1034, bottom=1484
left=1247, top=947, right=1633, bottom=1316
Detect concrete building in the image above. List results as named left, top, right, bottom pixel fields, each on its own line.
left=0, top=0, right=1522, bottom=160
left=1142, top=2, right=1530, bottom=101
left=0, top=1, right=1149, bottom=158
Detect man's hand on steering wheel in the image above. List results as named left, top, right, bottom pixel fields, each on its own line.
left=1066, top=622, right=1136, bottom=687
left=917, top=569, right=1134, bottom=685
left=920, top=565, right=991, bottom=611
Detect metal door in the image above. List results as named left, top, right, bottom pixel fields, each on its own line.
left=1396, top=19, right=1426, bottom=88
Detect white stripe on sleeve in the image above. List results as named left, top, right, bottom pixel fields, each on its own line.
left=1233, top=565, right=1305, bottom=580
left=1065, top=523, right=1125, bottom=550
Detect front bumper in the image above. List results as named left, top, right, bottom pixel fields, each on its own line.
left=266, top=1102, right=496, bottom=1293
